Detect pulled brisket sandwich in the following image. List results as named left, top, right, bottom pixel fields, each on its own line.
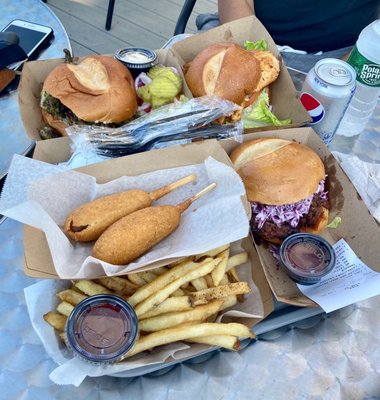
left=183, top=43, right=280, bottom=109
left=40, top=55, right=137, bottom=136
left=230, top=138, right=329, bottom=244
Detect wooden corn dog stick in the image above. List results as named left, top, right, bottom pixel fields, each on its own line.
left=149, top=173, right=196, bottom=201
left=176, top=182, right=217, bottom=213
left=92, top=183, right=217, bottom=265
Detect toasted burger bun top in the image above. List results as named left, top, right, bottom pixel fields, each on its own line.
left=42, top=55, right=137, bottom=123
left=184, top=43, right=279, bottom=105
left=230, top=138, right=325, bottom=205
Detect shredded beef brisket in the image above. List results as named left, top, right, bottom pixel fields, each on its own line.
left=250, top=194, right=330, bottom=243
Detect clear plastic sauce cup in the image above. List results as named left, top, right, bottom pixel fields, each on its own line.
left=65, top=294, right=138, bottom=363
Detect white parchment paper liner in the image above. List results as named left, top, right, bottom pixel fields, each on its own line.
left=0, top=155, right=249, bottom=279
left=24, top=240, right=263, bottom=386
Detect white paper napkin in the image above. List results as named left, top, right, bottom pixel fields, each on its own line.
left=332, top=151, right=380, bottom=223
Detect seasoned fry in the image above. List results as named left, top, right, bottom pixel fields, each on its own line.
left=127, top=273, right=146, bottom=287
left=227, top=266, right=240, bottom=283
left=191, top=277, right=208, bottom=291
left=43, top=312, right=67, bottom=331
left=151, top=267, right=169, bottom=275
left=128, top=258, right=202, bottom=307
left=95, top=276, right=138, bottom=296
left=133, top=257, right=221, bottom=317
left=221, top=295, right=238, bottom=311
left=226, top=252, right=248, bottom=271
left=57, top=301, right=74, bottom=317
left=57, top=289, right=87, bottom=305
left=181, top=282, right=190, bottom=290
left=139, top=271, right=159, bottom=283
left=193, top=244, right=230, bottom=260
left=186, top=335, right=240, bottom=350
left=189, top=282, right=251, bottom=306
left=204, top=274, right=214, bottom=288
left=139, top=300, right=223, bottom=332
left=211, top=248, right=230, bottom=286
left=122, top=322, right=254, bottom=358
left=139, top=296, right=192, bottom=319
left=74, top=280, right=112, bottom=296
left=171, top=288, right=185, bottom=296
left=220, top=273, right=230, bottom=285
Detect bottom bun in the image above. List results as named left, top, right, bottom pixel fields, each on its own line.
left=42, top=109, right=69, bottom=137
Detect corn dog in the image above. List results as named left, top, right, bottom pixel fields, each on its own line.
left=64, top=174, right=196, bottom=242
left=92, top=183, right=216, bottom=265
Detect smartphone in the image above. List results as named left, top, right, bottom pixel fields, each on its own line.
left=1, top=19, right=54, bottom=70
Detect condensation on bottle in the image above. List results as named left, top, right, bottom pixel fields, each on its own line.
left=336, top=20, right=380, bottom=143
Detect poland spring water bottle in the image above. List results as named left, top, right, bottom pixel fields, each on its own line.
left=336, top=20, right=380, bottom=139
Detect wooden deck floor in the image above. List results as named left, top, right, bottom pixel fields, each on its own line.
left=46, top=0, right=217, bottom=56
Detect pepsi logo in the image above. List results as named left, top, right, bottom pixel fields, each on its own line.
left=300, top=92, right=325, bottom=124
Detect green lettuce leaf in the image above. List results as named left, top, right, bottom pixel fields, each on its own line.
left=244, top=39, right=268, bottom=51
left=327, top=216, right=342, bottom=229
left=243, top=90, right=292, bottom=128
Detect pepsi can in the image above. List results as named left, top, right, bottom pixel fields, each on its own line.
left=300, top=58, right=356, bottom=145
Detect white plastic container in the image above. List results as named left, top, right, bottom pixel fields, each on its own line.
left=336, top=20, right=380, bottom=139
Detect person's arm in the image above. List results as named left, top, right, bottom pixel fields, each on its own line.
left=218, top=0, right=254, bottom=24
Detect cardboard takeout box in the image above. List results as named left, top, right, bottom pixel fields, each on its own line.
left=22, top=138, right=274, bottom=380
left=18, top=48, right=190, bottom=141
left=221, top=127, right=380, bottom=307
left=25, top=139, right=251, bottom=279
left=18, top=16, right=310, bottom=143
left=172, top=15, right=310, bottom=132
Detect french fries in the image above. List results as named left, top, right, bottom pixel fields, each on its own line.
left=139, top=296, right=192, bottom=319
left=43, top=242, right=255, bottom=361
left=139, top=300, right=224, bottom=332
left=95, top=276, right=137, bottom=296
left=189, top=282, right=251, bottom=306
left=57, top=289, right=87, bottom=305
left=128, top=258, right=202, bottom=307
left=122, top=323, right=254, bottom=359
left=187, top=335, right=240, bottom=350
left=133, top=257, right=221, bottom=317
left=43, top=311, right=67, bottom=331
left=56, top=301, right=74, bottom=317
left=211, top=248, right=230, bottom=286
left=74, top=280, right=112, bottom=296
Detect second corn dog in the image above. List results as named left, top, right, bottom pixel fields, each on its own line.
left=64, top=174, right=196, bottom=242
left=92, top=183, right=216, bottom=265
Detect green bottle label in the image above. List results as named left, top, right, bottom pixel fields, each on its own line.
left=348, top=45, right=380, bottom=87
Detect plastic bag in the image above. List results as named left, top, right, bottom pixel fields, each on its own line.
left=66, top=95, right=243, bottom=157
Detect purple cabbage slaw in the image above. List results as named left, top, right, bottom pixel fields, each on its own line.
left=252, top=180, right=328, bottom=229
